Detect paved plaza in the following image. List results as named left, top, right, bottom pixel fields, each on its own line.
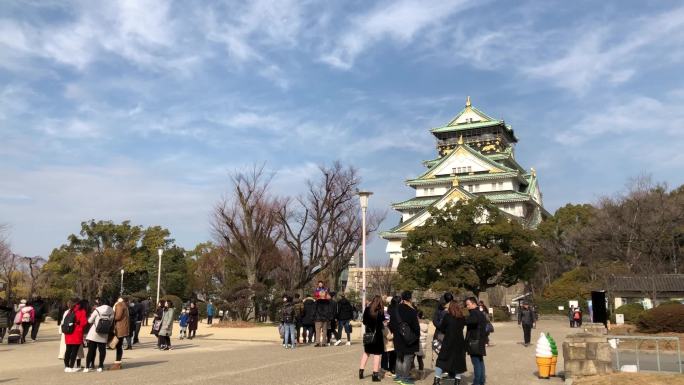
left=0, top=319, right=572, bottom=385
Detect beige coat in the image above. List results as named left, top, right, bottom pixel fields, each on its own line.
left=382, top=323, right=394, bottom=352
left=113, top=301, right=129, bottom=338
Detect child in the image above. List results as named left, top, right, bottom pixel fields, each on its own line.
left=178, top=309, right=189, bottom=340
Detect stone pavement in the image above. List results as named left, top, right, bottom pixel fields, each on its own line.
left=0, top=319, right=572, bottom=385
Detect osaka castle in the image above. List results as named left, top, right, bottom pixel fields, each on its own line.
left=381, top=97, right=549, bottom=269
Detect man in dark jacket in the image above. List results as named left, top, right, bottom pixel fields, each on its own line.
left=313, top=291, right=333, bottom=347
left=335, top=293, right=354, bottom=345
left=126, top=298, right=139, bottom=349
left=29, top=296, right=46, bottom=342
left=301, top=295, right=316, bottom=344
left=390, top=290, right=420, bottom=384
left=327, top=291, right=340, bottom=345
left=465, top=297, right=487, bottom=385
left=133, top=299, right=144, bottom=344
left=293, top=294, right=303, bottom=344
left=517, top=302, right=537, bottom=347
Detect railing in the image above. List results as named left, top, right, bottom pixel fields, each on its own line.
left=606, top=335, right=682, bottom=374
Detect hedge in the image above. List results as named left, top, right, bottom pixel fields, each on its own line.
left=636, top=303, right=684, bottom=333
left=611, top=303, right=644, bottom=324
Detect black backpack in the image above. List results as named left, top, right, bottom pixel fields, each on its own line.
left=61, top=311, right=76, bottom=334
left=95, top=310, right=113, bottom=334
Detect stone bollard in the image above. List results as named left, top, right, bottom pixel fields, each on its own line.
left=563, top=333, right=613, bottom=381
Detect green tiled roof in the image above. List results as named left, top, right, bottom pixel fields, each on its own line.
left=483, top=191, right=532, bottom=203
left=416, top=143, right=515, bottom=180
left=406, top=171, right=523, bottom=186
left=391, top=196, right=439, bottom=210
left=430, top=120, right=504, bottom=133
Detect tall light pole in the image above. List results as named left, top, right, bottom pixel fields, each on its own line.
left=358, top=190, right=373, bottom=333
left=120, top=268, right=124, bottom=296
left=156, top=248, right=163, bottom=306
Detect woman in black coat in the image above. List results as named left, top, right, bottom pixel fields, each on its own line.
left=188, top=302, right=199, bottom=339
left=359, top=295, right=384, bottom=382
left=434, top=301, right=467, bottom=385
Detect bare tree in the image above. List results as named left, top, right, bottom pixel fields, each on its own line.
left=278, top=162, right=384, bottom=292
left=22, top=256, right=46, bottom=299
left=0, top=226, right=21, bottom=301
left=212, top=165, right=282, bottom=315
left=367, top=260, right=397, bottom=298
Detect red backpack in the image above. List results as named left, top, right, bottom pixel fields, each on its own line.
left=573, top=311, right=581, bottom=320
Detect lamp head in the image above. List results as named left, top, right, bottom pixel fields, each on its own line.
left=157, top=248, right=163, bottom=257
left=358, top=191, right=373, bottom=209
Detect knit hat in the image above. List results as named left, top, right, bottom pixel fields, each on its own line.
left=20, top=299, right=27, bottom=304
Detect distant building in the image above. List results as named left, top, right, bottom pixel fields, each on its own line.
left=610, top=274, right=684, bottom=309
left=381, top=97, right=548, bottom=268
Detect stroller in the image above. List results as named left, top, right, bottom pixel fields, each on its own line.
left=7, top=325, right=21, bottom=344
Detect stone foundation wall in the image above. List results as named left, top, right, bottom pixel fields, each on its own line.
left=563, top=333, right=613, bottom=379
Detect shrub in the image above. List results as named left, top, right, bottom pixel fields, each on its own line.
left=657, top=300, right=683, bottom=307
left=636, top=303, right=684, bottom=333
left=492, top=306, right=511, bottom=322
left=612, top=303, right=644, bottom=324
left=542, top=268, right=592, bottom=301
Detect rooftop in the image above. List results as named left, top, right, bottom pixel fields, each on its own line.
left=611, top=274, right=684, bottom=293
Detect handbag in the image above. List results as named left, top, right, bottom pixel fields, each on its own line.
left=395, top=305, right=418, bottom=346
left=485, top=322, right=494, bottom=334
left=108, top=335, right=119, bottom=350
left=363, top=331, right=376, bottom=345
left=151, top=319, right=162, bottom=335
left=432, top=331, right=444, bottom=354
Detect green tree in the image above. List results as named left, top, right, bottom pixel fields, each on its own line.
left=398, top=197, right=538, bottom=296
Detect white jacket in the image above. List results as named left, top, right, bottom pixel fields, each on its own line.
left=86, top=305, right=114, bottom=343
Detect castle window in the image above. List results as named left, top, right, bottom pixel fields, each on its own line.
left=467, top=166, right=472, bottom=173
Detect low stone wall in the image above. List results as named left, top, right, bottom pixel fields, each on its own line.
left=563, top=333, right=613, bottom=379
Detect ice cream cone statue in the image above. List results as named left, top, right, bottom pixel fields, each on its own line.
left=547, top=334, right=559, bottom=377
left=535, top=332, right=553, bottom=379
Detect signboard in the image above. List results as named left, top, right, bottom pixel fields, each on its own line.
left=558, top=306, right=565, bottom=311
left=615, top=314, right=625, bottom=325
left=569, top=300, right=579, bottom=308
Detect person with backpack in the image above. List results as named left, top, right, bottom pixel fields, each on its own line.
left=58, top=299, right=83, bottom=370
left=281, top=295, right=296, bottom=349
left=111, top=297, right=129, bottom=370
left=157, top=300, right=175, bottom=350
left=390, top=291, right=420, bottom=385
left=518, top=302, right=537, bottom=347
left=335, top=293, right=354, bottom=346
left=84, top=301, right=113, bottom=372
left=573, top=307, right=583, bottom=328
left=359, top=295, right=385, bottom=382
left=301, top=294, right=316, bottom=344
left=15, top=300, right=34, bottom=344
left=433, top=301, right=467, bottom=385
left=62, top=299, right=87, bottom=372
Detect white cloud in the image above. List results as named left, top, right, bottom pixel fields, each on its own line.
left=321, top=0, right=472, bottom=69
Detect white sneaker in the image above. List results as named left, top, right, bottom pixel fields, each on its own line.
left=64, top=368, right=71, bottom=373
left=334, top=340, right=343, bottom=346
left=96, top=368, right=103, bottom=373
left=83, top=368, right=90, bottom=373
left=346, top=341, right=351, bottom=346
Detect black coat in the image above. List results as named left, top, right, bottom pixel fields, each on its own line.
left=362, top=306, right=384, bottom=355
left=337, top=298, right=354, bottom=321
left=314, top=299, right=333, bottom=321
left=436, top=314, right=467, bottom=373
left=302, top=298, right=316, bottom=325
left=390, top=303, right=420, bottom=354
left=188, top=307, right=199, bottom=330
left=465, top=308, right=487, bottom=356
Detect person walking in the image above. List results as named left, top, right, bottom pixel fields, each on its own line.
left=301, top=294, right=316, bottom=344
left=62, top=299, right=87, bottom=372
left=0, top=299, right=12, bottom=343
left=281, top=295, right=296, bottom=349
left=188, top=302, right=199, bottom=339
left=336, top=293, right=354, bottom=346
left=465, top=297, right=487, bottom=385
left=313, top=290, right=333, bottom=347
left=433, top=301, right=467, bottom=385
left=359, top=295, right=385, bottom=382
left=84, top=301, right=113, bottom=372
left=517, top=302, right=537, bottom=347
left=206, top=300, right=215, bottom=325
left=29, top=296, right=46, bottom=342
left=15, top=300, right=34, bottom=344
left=391, top=291, right=420, bottom=385
left=133, top=298, right=144, bottom=344
left=111, top=297, right=130, bottom=370
left=158, top=300, right=174, bottom=350
left=328, top=291, right=340, bottom=344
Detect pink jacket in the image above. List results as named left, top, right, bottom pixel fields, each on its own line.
left=15, top=306, right=35, bottom=324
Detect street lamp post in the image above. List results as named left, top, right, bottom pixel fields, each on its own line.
left=120, top=268, right=124, bottom=296
left=156, top=248, right=163, bottom=306
left=358, top=190, right=373, bottom=334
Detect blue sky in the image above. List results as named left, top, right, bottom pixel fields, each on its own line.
left=1, top=0, right=684, bottom=263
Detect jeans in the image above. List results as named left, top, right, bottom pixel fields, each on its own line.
left=30, top=320, right=41, bottom=340
left=337, top=319, right=351, bottom=341
left=86, top=341, right=106, bottom=369
left=522, top=324, right=532, bottom=345
left=282, top=323, right=296, bottom=347
left=470, top=355, right=485, bottom=385
left=434, top=366, right=459, bottom=378
left=314, top=321, right=328, bottom=345
left=207, top=315, right=213, bottom=325
left=396, top=352, right=415, bottom=380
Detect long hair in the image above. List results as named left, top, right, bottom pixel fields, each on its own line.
left=448, top=300, right=465, bottom=319
left=369, top=295, right=383, bottom=319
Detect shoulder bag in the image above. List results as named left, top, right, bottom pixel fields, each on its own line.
left=395, top=305, right=418, bottom=346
